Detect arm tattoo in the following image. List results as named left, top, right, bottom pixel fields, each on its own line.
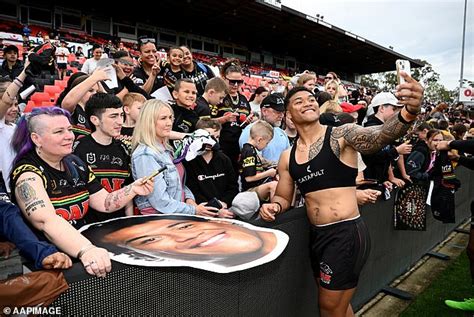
left=308, top=136, right=324, bottom=160
left=330, top=135, right=342, bottom=158
left=105, top=184, right=133, bottom=212
left=16, top=179, right=46, bottom=216
left=333, top=113, right=411, bottom=155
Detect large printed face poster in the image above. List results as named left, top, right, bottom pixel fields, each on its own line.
left=80, top=214, right=289, bottom=273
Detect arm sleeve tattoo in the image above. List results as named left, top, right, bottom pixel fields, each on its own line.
left=332, top=112, right=411, bottom=155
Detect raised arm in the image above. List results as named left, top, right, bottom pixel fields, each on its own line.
left=0, top=59, right=29, bottom=118
left=61, top=68, right=109, bottom=112
left=335, top=72, right=424, bottom=155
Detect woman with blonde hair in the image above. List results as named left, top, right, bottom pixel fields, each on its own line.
left=296, top=73, right=317, bottom=92
left=131, top=99, right=218, bottom=216
left=319, top=100, right=343, bottom=114
left=324, top=79, right=340, bottom=102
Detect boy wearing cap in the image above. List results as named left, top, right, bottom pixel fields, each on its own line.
left=0, top=45, right=22, bottom=80
left=239, top=93, right=290, bottom=163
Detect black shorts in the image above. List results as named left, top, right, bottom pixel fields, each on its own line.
left=57, top=63, right=67, bottom=70
left=310, top=216, right=370, bottom=290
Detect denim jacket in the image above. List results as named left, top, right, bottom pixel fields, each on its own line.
left=132, top=143, right=196, bottom=214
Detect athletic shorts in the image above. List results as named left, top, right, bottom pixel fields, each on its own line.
left=310, top=215, right=370, bottom=290
left=57, top=63, right=67, bottom=70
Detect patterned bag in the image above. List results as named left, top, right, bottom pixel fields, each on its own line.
left=393, top=182, right=427, bottom=231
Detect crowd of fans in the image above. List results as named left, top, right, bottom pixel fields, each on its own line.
left=0, top=30, right=473, bottom=313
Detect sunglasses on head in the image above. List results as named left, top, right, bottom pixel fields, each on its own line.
left=139, top=38, right=156, bottom=45
left=226, top=78, right=244, bottom=85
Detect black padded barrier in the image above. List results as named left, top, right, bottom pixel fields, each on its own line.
left=52, top=167, right=473, bottom=315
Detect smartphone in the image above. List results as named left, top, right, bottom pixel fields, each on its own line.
left=206, top=197, right=222, bottom=211
left=142, top=166, right=167, bottom=183
left=396, top=60, right=411, bottom=85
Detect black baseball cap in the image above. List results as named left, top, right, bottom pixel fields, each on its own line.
left=261, top=93, right=285, bottom=112
left=3, top=45, right=19, bottom=54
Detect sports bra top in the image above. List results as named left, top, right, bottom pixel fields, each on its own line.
left=288, top=126, right=357, bottom=195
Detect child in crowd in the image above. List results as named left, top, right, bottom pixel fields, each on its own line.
left=171, top=78, right=199, bottom=134
left=239, top=120, right=278, bottom=201
left=195, top=77, right=228, bottom=120
left=183, top=118, right=238, bottom=217
left=159, top=46, right=184, bottom=93
left=118, top=92, right=146, bottom=152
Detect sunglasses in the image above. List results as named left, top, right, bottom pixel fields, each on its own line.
left=117, top=59, right=134, bottom=66
left=325, top=76, right=334, bottom=80
left=226, top=78, right=244, bottom=85
left=139, top=38, right=156, bottom=44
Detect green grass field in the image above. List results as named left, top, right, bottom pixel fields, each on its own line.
left=401, top=252, right=474, bottom=316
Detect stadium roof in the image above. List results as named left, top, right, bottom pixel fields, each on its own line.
left=67, top=0, right=424, bottom=76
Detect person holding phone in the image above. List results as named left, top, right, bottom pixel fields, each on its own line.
left=131, top=99, right=218, bottom=216
left=259, top=70, right=424, bottom=317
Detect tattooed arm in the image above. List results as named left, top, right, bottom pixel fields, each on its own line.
left=89, top=178, right=154, bottom=213
left=334, top=72, right=424, bottom=155
left=333, top=113, right=412, bottom=155
left=14, top=172, right=94, bottom=258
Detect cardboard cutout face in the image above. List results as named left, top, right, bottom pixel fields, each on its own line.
left=80, top=214, right=289, bottom=273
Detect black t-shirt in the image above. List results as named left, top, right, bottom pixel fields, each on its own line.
left=117, top=126, right=134, bottom=153
left=239, top=143, right=265, bottom=191
left=73, top=135, right=132, bottom=222
left=132, top=65, right=165, bottom=95
left=183, top=61, right=215, bottom=96
left=10, top=151, right=103, bottom=229
left=159, top=60, right=184, bottom=93
left=70, top=105, right=92, bottom=140
left=214, top=93, right=250, bottom=149
left=183, top=151, right=238, bottom=206
left=195, top=96, right=213, bottom=119
left=171, top=102, right=199, bottom=134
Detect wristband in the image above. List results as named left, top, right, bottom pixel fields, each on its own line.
left=404, top=105, right=420, bottom=116
left=398, top=111, right=413, bottom=125
left=77, top=243, right=96, bottom=259
left=274, top=202, right=283, bottom=215
left=13, top=80, right=23, bottom=88
left=15, top=77, right=24, bottom=85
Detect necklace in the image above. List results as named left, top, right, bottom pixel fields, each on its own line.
left=230, top=94, right=240, bottom=106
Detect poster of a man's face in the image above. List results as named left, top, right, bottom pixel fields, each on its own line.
left=80, top=215, right=289, bottom=273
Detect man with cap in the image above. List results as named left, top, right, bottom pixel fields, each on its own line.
left=361, top=92, right=412, bottom=190
left=0, top=45, right=23, bottom=80
left=239, top=93, right=290, bottom=163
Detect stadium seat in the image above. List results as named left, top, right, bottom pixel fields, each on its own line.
left=55, top=80, right=67, bottom=89
left=30, top=92, right=52, bottom=104
left=67, top=53, right=77, bottom=63
left=41, top=101, right=55, bottom=106
left=44, top=85, right=62, bottom=99
left=23, top=100, right=37, bottom=113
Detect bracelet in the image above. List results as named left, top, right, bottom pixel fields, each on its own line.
left=404, top=105, right=420, bottom=116
left=77, top=243, right=96, bottom=259
left=274, top=202, right=283, bottom=215
left=13, top=80, right=22, bottom=88
left=14, top=77, right=24, bottom=85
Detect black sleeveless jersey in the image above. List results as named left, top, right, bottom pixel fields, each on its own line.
left=289, top=126, right=357, bottom=195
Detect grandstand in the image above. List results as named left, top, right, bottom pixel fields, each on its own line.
left=0, top=1, right=422, bottom=74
